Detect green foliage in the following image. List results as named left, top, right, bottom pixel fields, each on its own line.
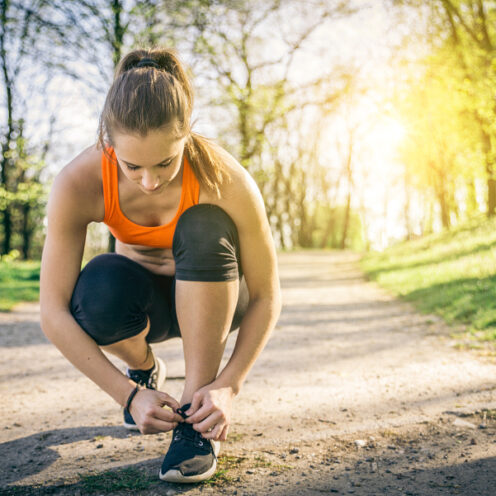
left=361, top=214, right=496, bottom=343
left=395, top=46, right=483, bottom=228
left=0, top=259, right=40, bottom=311
left=1, top=131, right=49, bottom=259
left=311, top=202, right=365, bottom=251
left=391, top=0, right=496, bottom=226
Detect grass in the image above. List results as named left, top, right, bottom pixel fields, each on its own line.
left=361, top=214, right=496, bottom=349
left=202, top=454, right=246, bottom=485
left=78, top=467, right=154, bottom=493
left=0, top=259, right=40, bottom=312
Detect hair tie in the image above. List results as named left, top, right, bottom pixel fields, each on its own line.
left=135, top=58, right=160, bottom=69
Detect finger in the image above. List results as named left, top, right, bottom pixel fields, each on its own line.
left=153, top=406, right=184, bottom=424
left=157, top=391, right=181, bottom=411
left=186, top=404, right=214, bottom=424
left=185, top=392, right=202, bottom=416
left=220, top=424, right=229, bottom=442
left=141, top=418, right=179, bottom=435
left=193, top=411, right=222, bottom=433
left=203, top=422, right=224, bottom=441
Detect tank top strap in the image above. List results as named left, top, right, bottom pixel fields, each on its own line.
left=182, top=153, right=200, bottom=207
left=101, top=147, right=118, bottom=223
left=100, top=146, right=200, bottom=249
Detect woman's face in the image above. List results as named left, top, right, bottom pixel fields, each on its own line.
left=112, top=125, right=187, bottom=195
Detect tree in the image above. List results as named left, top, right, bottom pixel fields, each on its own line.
left=2, top=0, right=163, bottom=255
left=391, top=0, right=496, bottom=218
left=0, top=0, right=56, bottom=256
left=166, top=0, right=357, bottom=246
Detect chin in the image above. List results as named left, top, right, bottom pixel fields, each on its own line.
left=141, top=185, right=163, bottom=194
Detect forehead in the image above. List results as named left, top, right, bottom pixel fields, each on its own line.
left=113, top=127, right=185, bottom=167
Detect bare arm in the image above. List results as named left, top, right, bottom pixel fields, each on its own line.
left=40, top=159, right=182, bottom=432
left=40, top=167, right=138, bottom=407
left=185, top=162, right=282, bottom=440
left=212, top=168, right=282, bottom=394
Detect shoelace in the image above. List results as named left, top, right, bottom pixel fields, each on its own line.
left=173, top=423, right=212, bottom=452
left=175, top=405, right=218, bottom=460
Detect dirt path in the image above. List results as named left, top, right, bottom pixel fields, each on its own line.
left=1, top=250, right=495, bottom=495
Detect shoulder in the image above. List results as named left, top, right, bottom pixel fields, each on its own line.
left=49, top=144, right=105, bottom=224
left=206, top=145, right=280, bottom=301
left=202, top=144, right=270, bottom=237
left=208, top=144, right=263, bottom=206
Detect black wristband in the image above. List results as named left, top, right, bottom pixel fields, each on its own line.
left=124, top=385, right=140, bottom=415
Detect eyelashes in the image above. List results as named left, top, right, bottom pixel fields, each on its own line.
left=125, top=161, right=173, bottom=171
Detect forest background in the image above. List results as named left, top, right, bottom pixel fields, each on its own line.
left=1, top=0, right=496, bottom=346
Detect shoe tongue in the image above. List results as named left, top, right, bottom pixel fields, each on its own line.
left=177, top=403, right=192, bottom=419
left=175, top=421, right=207, bottom=446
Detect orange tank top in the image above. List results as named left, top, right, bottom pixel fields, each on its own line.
left=101, top=147, right=200, bottom=248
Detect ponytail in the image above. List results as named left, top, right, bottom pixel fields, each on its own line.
left=185, top=133, right=230, bottom=199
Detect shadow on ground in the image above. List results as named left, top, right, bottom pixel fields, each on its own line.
left=0, top=426, right=138, bottom=486
left=3, top=419, right=496, bottom=496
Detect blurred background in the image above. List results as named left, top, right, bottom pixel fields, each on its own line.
left=1, top=0, right=496, bottom=348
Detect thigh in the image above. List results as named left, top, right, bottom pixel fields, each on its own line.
left=70, top=253, right=175, bottom=345
left=145, top=272, right=177, bottom=342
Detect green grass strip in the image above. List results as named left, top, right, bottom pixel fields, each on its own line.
left=0, top=260, right=40, bottom=312
left=361, top=214, right=496, bottom=344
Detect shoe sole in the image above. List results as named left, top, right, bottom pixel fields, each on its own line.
left=158, top=440, right=221, bottom=483
left=123, top=357, right=167, bottom=430
left=123, top=421, right=141, bottom=431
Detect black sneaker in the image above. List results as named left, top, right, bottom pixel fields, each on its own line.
left=123, top=354, right=166, bottom=430
left=159, top=403, right=221, bottom=483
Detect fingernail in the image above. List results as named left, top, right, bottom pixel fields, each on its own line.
left=185, top=410, right=192, bottom=415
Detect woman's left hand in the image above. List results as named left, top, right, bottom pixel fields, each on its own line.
left=184, top=384, right=235, bottom=441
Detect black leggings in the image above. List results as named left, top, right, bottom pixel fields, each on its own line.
left=70, top=204, right=249, bottom=345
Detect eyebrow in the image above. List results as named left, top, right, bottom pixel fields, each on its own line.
left=121, top=155, right=175, bottom=168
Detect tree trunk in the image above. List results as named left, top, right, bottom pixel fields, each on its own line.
left=296, top=168, right=310, bottom=247
left=403, top=169, right=413, bottom=240
left=341, top=193, right=351, bottom=250
left=340, top=136, right=353, bottom=250
left=0, top=0, right=14, bottom=255
left=107, top=0, right=125, bottom=254
left=483, top=130, right=496, bottom=217
left=437, top=185, right=451, bottom=229
left=320, top=208, right=334, bottom=249
left=466, top=177, right=478, bottom=216
left=21, top=203, right=31, bottom=260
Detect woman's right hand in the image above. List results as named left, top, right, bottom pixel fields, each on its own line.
left=129, top=389, right=184, bottom=434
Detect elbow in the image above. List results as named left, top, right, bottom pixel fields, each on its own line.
left=40, top=310, right=55, bottom=341
left=275, top=298, right=282, bottom=321
left=273, top=284, right=282, bottom=315
left=39, top=304, right=68, bottom=342
left=253, top=290, right=282, bottom=318
left=272, top=289, right=282, bottom=316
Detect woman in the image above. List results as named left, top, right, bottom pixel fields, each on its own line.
left=39, top=47, right=282, bottom=483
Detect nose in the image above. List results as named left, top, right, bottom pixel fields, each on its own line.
left=141, top=170, right=160, bottom=190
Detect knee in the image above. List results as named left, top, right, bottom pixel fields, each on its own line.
left=172, top=204, right=242, bottom=281
left=70, top=253, right=150, bottom=345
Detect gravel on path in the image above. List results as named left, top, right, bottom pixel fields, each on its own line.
left=1, top=250, right=495, bottom=495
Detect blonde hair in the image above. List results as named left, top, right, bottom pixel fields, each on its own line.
left=97, top=47, right=229, bottom=197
